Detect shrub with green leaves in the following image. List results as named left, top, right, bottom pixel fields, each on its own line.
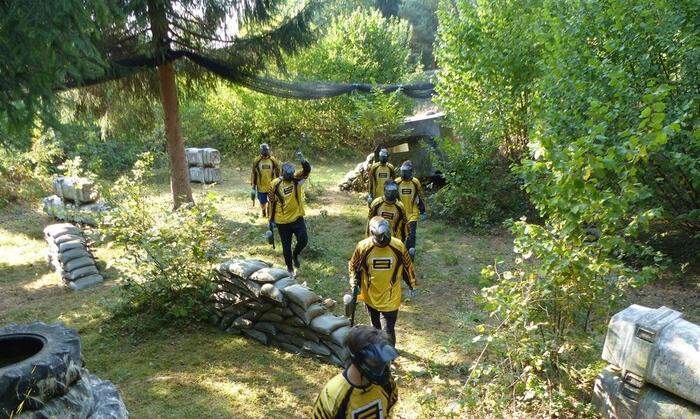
left=101, top=154, right=226, bottom=330
left=180, top=9, right=418, bottom=155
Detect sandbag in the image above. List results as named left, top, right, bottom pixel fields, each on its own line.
left=44, top=223, right=81, bottom=239
left=310, top=314, right=350, bottom=336
left=189, top=167, right=221, bottom=183
left=284, top=316, right=306, bottom=327
left=274, top=333, right=309, bottom=349
left=253, top=322, right=278, bottom=335
left=290, top=302, right=326, bottom=325
left=273, top=341, right=302, bottom=354
left=250, top=267, right=292, bottom=283
left=55, top=239, right=86, bottom=254
left=226, top=259, right=270, bottom=279
left=63, top=265, right=99, bottom=281
left=59, top=248, right=92, bottom=264
left=323, top=340, right=351, bottom=361
left=273, top=277, right=297, bottom=290
left=267, top=306, right=294, bottom=318
left=260, top=283, right=286, bottom=305
left=329, top=326, right=352, bottom=347
left=231, top=317, right=253, bottom=329
left=275, top=324, right=320, bottom=343
left=63, top=256, right=95, bottom=273
left=54, top=234, right=84, bottom=246
left=224, top=326, right=243, bottom=335
left=259, top=312, right=284, bottom=323
left=282, top=284, right=320, bottom=309
left=302, top=341, right=331, bottom=357
left=243, top=329, right=270, bottom=345
left=67, top=274, right=103, bottom=290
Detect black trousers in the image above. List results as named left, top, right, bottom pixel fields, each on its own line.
left=405, top=221, right=417, bottom=250
left=366, top=305, right=398, bottom=347
left=277, top=217, right=308, bottom=270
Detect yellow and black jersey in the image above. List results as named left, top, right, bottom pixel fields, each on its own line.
left=312, top=369, right=398, bottom=419
left=251, top=156, right=281, bottom=191
left=367, top=198, right=408, bottom=241
left=394, top=177, right=426, bottom=222
left=368, top=162, right=396, bottom=198
left=268, top=161, right=311, bottom=225
left=348, top=237, right=417, bottom=312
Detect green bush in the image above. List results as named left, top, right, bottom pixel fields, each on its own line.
left=101, top=154, right=226, bottom=331
left=432, top=139, right=529, bottom=227
left=180, top=9, right=419, bottom=156
left=0, top=133, right=60, bottom=207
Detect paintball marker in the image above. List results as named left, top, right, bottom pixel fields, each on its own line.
left=344, top=284, right=360, bottom=326
left=250, top=187, right=257, bottom=207
left=266, top=221, right=276, bottom=249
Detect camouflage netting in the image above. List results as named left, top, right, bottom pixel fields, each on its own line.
left=0, top=322, right=128, bottom=418
left=338, top=152, right=375, bottom=193
left=186, top=147, right=222, bottom=184
left=44, top=223, right=104, bottom=291
left=42, top=176, right=108, bottom=226
left=211, top=259, right=352, bottom=367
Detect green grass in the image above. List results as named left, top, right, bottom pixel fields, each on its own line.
left=1, top=159, right=697, bottom=418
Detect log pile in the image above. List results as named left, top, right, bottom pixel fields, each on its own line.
left=186, top=147, right=222, bottom=184
left=338, top=152, right=375, bottom=193
left=44, top=223, right=104, bottom=291
left=42, top=177, right=107, bottom=226
left=211, top=259, right=352, bottom=366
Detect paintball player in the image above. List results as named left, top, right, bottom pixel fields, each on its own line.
left=348, top=216, right=417, bottom=346
left=250, top=143, right=281, bottom=217
left=267, top=151, right=311, bottom=276
left=395, top=160, right=427, bottom=260
left=367, top=180, right=408, bottom=242
left=312, top=326, right=399, bottom=419
left=366, top=148, right=396, bottom=206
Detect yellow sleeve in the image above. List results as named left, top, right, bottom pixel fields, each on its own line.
left=401, top=245, right=417, bottom=288
left=271, top=157, right=281, bottom=177
left=348, top=242, right=365, bottom=289
left=311, top=383, right=339, bottom=419
left=251, top=157, right=260, bottom=186
left=367, top=163, right=376, bottom=194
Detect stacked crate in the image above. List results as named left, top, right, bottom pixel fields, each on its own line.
left=186, top=147, right=221, bottom=184
left=42, top=176, right=107, bottom=226
left=593, top=305, right=700, bottom=418
left=212, top=259, right=352, bottom=366
left=44, top=223, right=104, bottom=291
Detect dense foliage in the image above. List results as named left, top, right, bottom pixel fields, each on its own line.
left=433, top=0, right=699, bottom=414
left=101, top=154, right=226, bottom=330
left=433, top=0, right=543, bottom=226
left=180, top=9, right=419, bottom=155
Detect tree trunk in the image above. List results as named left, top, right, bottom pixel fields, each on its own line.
left=148, top=0, right=193, bottom=209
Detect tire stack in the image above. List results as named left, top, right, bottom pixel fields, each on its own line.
left=0, top=322, right=128, bottom=418
left=44, top=223, right=104, bottom=291
left=42, top=176, right=107, bottom=226
left=211, top=259, right=352, bottom=367
left=186, top=147, right=222, bottom=184
left=593, top=305, right=700, bottom=418
left=338, top=152, right=375, bottom=192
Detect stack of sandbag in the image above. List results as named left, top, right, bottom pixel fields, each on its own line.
left=186, top=147, right=221, bottom=184
left=338, top=152, right=375, bottom=192
left=42, top=176, right=107, bottom=226
left=44, top=223, right=104, bottom=291
left=211, top=259, right=352, bottom=366
left=593, top=305, right=700, bottom=418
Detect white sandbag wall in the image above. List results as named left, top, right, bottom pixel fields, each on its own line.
left=339, top=152, right=374, bottom=192
left=42, top=177, right=107, bottom=226
left=44, top=223, right=104, bottom=291
left=186, top=147, right=221, bottom=184
left=211, top=259, right=352, bottom=366
left=593, top=305, right=700, bottom=418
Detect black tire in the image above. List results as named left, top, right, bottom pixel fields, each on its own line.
left=0, top=322, right=82, bottom=416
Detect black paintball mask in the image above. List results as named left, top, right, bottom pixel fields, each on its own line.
left=260, top=143, right=270, bottom=157
left=383, top=181, right=399, bottom=203
left=378, top=148, right=389, bottom=164
left=400, top=161, right=413, bottom=180
left=351, top=343, right=399, bottom=385
left=281, top=162, right=295, bottom=181
left=369, top=216, right=391, bottom=247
